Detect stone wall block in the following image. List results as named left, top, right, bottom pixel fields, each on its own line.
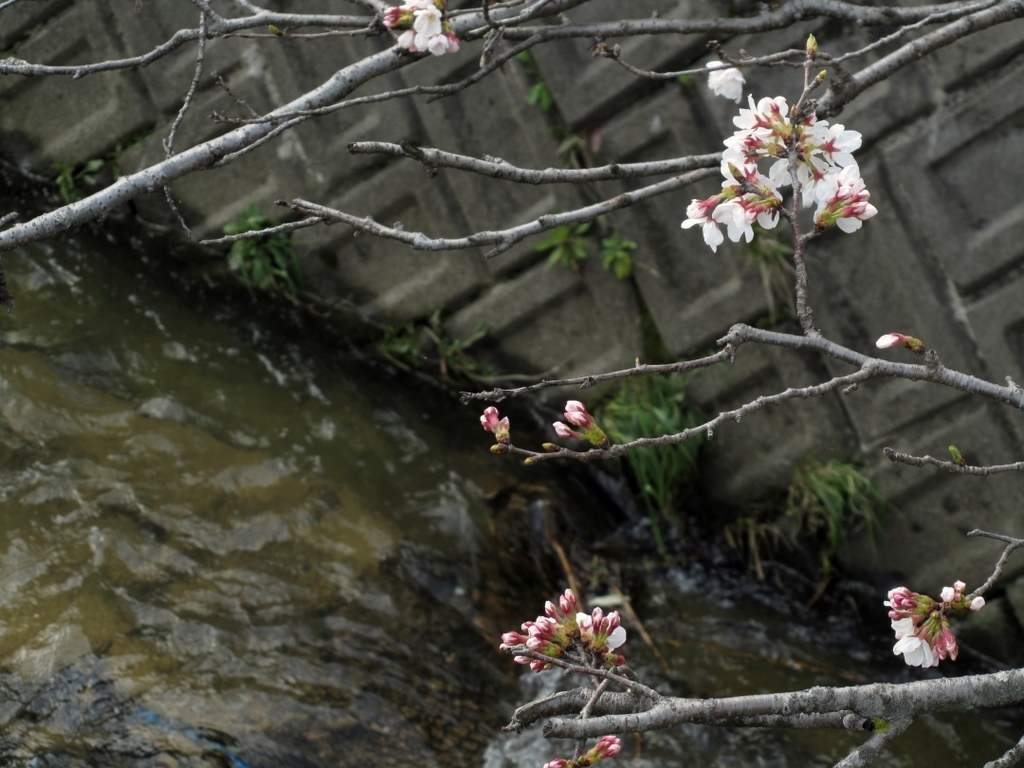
left=965, top=275, right=1024, bottom=443
left=445, top=260, right=579, bottom=341
left=842, top=404, right=1024, bottom=590
left=807, top=157, right=976, bottom=446
left=409, top=58, right=588, bottom=278
left=531, top=0, right=724, bottom=129
left=927, top=16, right=1024, bottom=91
left=883, top=57, right=1024, bottom=295
left=589, top=87, right=767, bottom=357
left=0, top=0, right=71, bottom=51
left=0, top=1, right=156, bottom=169
left=477, top=259, right=642, bottom=395
left=694, top=343, right=857, bottom=505
left=298, top=160, right=490, bottom=320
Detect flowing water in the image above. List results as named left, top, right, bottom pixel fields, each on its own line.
left=0, top=211, right=1019, bottom=767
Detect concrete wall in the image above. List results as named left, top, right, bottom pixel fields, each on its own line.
left=4, top=0, right=1024, bottom=595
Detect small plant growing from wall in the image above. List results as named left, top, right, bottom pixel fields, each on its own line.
left=222, top=205, right=302, bottom=297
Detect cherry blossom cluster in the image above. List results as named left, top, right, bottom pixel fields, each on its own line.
left=683, top=43, right=877, bottom=251
left=500, top=589, right=627, bottom=672
left=552, top=401, right=609, bottom=448
left=382, top=0, right=460, bottom=56
left=544, top=735, right=622, bottom=768
left=480, top=406, right=511, bottom=451
left=885, top=583, right=984, bottom=667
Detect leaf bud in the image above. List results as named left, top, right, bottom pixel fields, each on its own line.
left=806, top=34, right=818, bottom=57
left=948, top=445, right=966, bottom=466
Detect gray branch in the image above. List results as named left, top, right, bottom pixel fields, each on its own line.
left=543, top=668, right=1024, bottom=739
left=817, top=0, right=1024, bottom=115
left=347, top=141, right=721, bottom=184
left=282, top=167, right=719, bottom=259
left=832, top=718, right=912, bottom=768
left=0, top=46, right=415, bottom=254
left=0, top=12, right=377, bottom=78
left=497, top=0, right=1004, bottom=40
left=985, top=733, right=1024, bottom=768
left=883, top=449, right=1024, bottom=476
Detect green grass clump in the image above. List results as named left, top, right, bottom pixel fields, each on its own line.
left=785, top=458, right=885, bottom=576
left=223, top=205, right=302, bottom=297
left=598, top=374, right=704, bottom=550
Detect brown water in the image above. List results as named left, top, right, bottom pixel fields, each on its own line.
left=0, top=219, right=1020, bottom=767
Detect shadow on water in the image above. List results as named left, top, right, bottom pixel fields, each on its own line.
left=0, top=210, right=1020, bottom=768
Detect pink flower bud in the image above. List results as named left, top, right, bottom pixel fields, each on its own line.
left=884, top=586, right=919, bottom=616
left=544, top=760, right=569, bottom=768
left=444, top=30, right=460, bottom=53
left=553, top=422, right=581, bottom=440
left=481, top=407, right=511, bottom=444
left=559, top=589, right=578, bottom=615
left=940, top=586, right=955, bottom=603
left=480, top=407, right=500, bottom=431
left=501, top=631, right=527, bottom=647
left=875, top=333, right=924, bottom=353
left=954, top=580, right=966, bottom=592
left=383, top=5, right=403, bottom=26
left=971, top=596, right=986, bottom=611
left=586, top=735, right=622, bottom=762
left=564, top=400, right=594, bottom=428
left=876, top=333, right=909, bottom=349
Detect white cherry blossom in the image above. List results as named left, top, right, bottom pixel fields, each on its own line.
left=413, top=3, right=443, bottom=37
left=707, top=67, right=745, bottom=103
left=894, top=635, right=938, bottom=667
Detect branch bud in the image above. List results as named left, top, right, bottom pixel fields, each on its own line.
left=948, top=445, right=966, bottom=466
left=806, top=33, right=818, bottom=58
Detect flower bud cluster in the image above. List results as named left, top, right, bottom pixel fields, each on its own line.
left=682, top=88, right=876, bottom=251
left=553, top=401, right=609, bottom=448
left=480, top=406, right=511, bottom=448
left=382, top=0, right=460, bottom=56
left=884, top=582, right=985, bottom=668
left=544, top=735, right=622, bottom=768
left=500, top=589, right=627, bottom=672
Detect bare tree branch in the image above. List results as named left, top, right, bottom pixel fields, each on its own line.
left=282, top=167, right=719, bottom=259
left=462, top=349, right=733, bottom=403
left=883, top=449, right=1024, bottom=476
left=966, top=531, right=1024, bottom=598
left=985, top=733, right=1024, bottom=768
left=832, top=718, right=912, bottom=768
left=542, top=668, right=1024, bottom=739
left=347, top=141, right=722, bottom=184
left=817, top=0, right=1024, bottom=115
left=497, top=0, right=1008, bottom=40
left=199, top=218, right=325, bottom=246
left=0, top=46, right=416, bottom=255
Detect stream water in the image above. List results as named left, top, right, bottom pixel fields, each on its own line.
left=0, top=210, right=1020, bottom=767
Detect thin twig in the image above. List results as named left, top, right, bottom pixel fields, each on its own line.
left=508, top=647, right=663, bottom=701
left=163, top=11, right=207, bottom=238
left=281, top=167, right=718, bottom=260
left=199, top=218, right=324, bottom=246
left=348, top=141, right=721, bottom=184
left=832, top=718, right=912, bottom=768
left=883, top=449, right=1024, bottom=476
left=984, top=733, right=1024, bottom=768
left=600, top=45, right=805, bottom=80
left=966, top=530, right=1024, bottom=598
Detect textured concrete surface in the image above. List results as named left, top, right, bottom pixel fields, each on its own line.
left=3, top=0, right=1024, bottom=594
